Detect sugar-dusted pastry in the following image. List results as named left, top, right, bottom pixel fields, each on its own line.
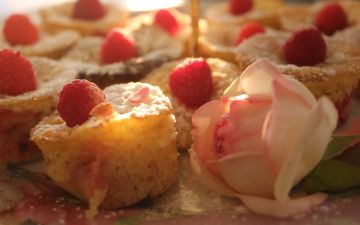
left=61, top=22, right=184, bottom=88
left=31, top=80, right=178, bottom=217
left=280, top=0, right=360, bottom=34
left=199, top=21, right=266, bottom=63
left=0, top=14, right=79, bottom=59
left=0, top=49, right=77, bottom=163
left=206, top=0, right=284, bottom=29
left=40, top=0, right=128, bottom=36
left=127, top=9, right=192, bottom=54
left=235, top=27, right=360, bottom=123
left=142, top=58, right=240, bottom=150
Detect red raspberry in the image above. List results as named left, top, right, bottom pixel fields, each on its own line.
left=57, top=80, right=105, bottom=127
left=315, top=3, right=348, bottom=35
left=229, top=0, right=253, bottom=15
left=282, top=27, right=326, bottom=66
left=0, top=49, right=37, bottom=96
left=3, top=14, right=39, bottom=45
left=73, top=0, right=106, bottom=21
left=234, top=21, right=265, bottom=46
left=154, top=10, right=180, bottom=36
left=101, top=30, right=137, bottom=64
left=169, top=58, right=213, bottom=108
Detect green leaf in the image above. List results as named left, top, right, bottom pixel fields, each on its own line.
left=323, top=135, right=359, bottom=161
left=305, top=159, right=360, bottom=194
left=115, top=217, right=142, bottom=225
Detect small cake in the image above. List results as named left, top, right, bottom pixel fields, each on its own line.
left=199, top=21, right=267, bottom=63
left=235, top=27, right=360, bottom=123
left=280, top=0, right=360, bottom=34
left=40, top=0, right=128, bottom=36
left=0, top=49, right=77, bottom=163
left=142, top=58, right=240, bottom=150
left=205, top=0, right=284, bottom=29
left=61, top=21, right=184, bottom=88
left=0, top=14, right=79, bottom=59
left=31, top=80, right=178, bottom=217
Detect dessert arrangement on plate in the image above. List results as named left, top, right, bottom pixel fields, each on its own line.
left=2, top=0, right=360, bottom=224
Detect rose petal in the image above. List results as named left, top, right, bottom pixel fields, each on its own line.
left=274, top=97, right=337, bottom=201
left=189, top=149, right=236, bottom=196
left=237, top=193, right=327, bottom=218
left=192, top=99, right=230, bottom=161
left=263, top=78, right=315, bottom=174
left=218, top=151, right=275, bottom=198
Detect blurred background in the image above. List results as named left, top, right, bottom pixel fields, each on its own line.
left=0, top=0, right=315, bottom=19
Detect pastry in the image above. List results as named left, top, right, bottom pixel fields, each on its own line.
left=31, top=80, right=178, bottom=217
left=199, top=21, right=267, bottom=63
left=142, top=58, right=240, bottom=150
left=61, top=22, right=184, bottom=88
left=205, top=0, right=284, bottom=29
left=0, top=14, right=79, bottom=59
left=40, top=0, right=128, bottom=36
left=235, top=27, right=360, bottom=123
left=0, top=49, right=77, bottom=163
left=280, top=0, right=360, bottom=34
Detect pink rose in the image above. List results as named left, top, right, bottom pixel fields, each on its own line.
left=190, top=59, right=338, bottom=217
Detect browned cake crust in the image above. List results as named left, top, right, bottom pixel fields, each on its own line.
left=142, top=58, right=241, bottom=150
left=235, top=31, right=360, bottom=122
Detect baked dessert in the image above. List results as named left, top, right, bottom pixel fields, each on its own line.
left=280, top=0, right=360, bottom=34
left=235, top=27, right=360, bottom=123
left=142, top=58, right=240, bottom=150
left=205, top=0, right=284, bottom=29
left=40, top=0, right=128, bottom=36
left=127, top=9, right=192, bottom=55
left=0, top=49, right=77, bottom=163
left=0, top=14, right=79, bottom=59
left=199, top=21, right=267, bottom=63
left=31, top=80, right=178, bottom=217
left=61, top=22, right=184, bottom=88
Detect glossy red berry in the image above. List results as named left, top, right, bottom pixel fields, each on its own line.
left=283, top=27, right=326, bottom=66
left=169, top=58, right=213, bottom=108
left=154, top=10, right=180, bottom=36
left=73, top=0, right=106, bottom=21
left=0, top=49, right=37, bottom=96
left=3, top=14, right=39, bottom=45
left=229, top=0, right=253, bottom=15
left=57, top=80, right=105, bottom=127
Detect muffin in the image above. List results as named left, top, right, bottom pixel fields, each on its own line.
left=142, top=58, right=240, bottom=150
left=31, top=81, right=178, bottom=217
left=0, top=49, right=77, bottom=163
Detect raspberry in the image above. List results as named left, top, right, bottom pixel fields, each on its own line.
left=234, top=21, right=265, bottom=46
left=3, top=14, right=39, bottom=45
left=57, top=80, right=105, bottom=127
left=169, top=58, right=213, bottom=108
left=229, top=0, right=253, bottom=15
left=0, top=49, right=37, bottom=96
left=282, top=27, right=326, bottom=66
left=73, top=0, right=106, bottom=21
left=315, top=3, right=348, bottom=35
left=154, top=10, right=180, bottom=36
left=101, top=30, right=136, bottom=64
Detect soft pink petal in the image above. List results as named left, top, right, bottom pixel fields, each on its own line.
left=192, top=99, right=231, bottom=166
left=274, top=97, right=337, bottom=201
left=189, top=149, right=236, bottom=197
left=237, top=193, right=327, bottom=218
left=217, top=152, right=275, bottom=198
left=263, top=78, right=314, bottom=174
